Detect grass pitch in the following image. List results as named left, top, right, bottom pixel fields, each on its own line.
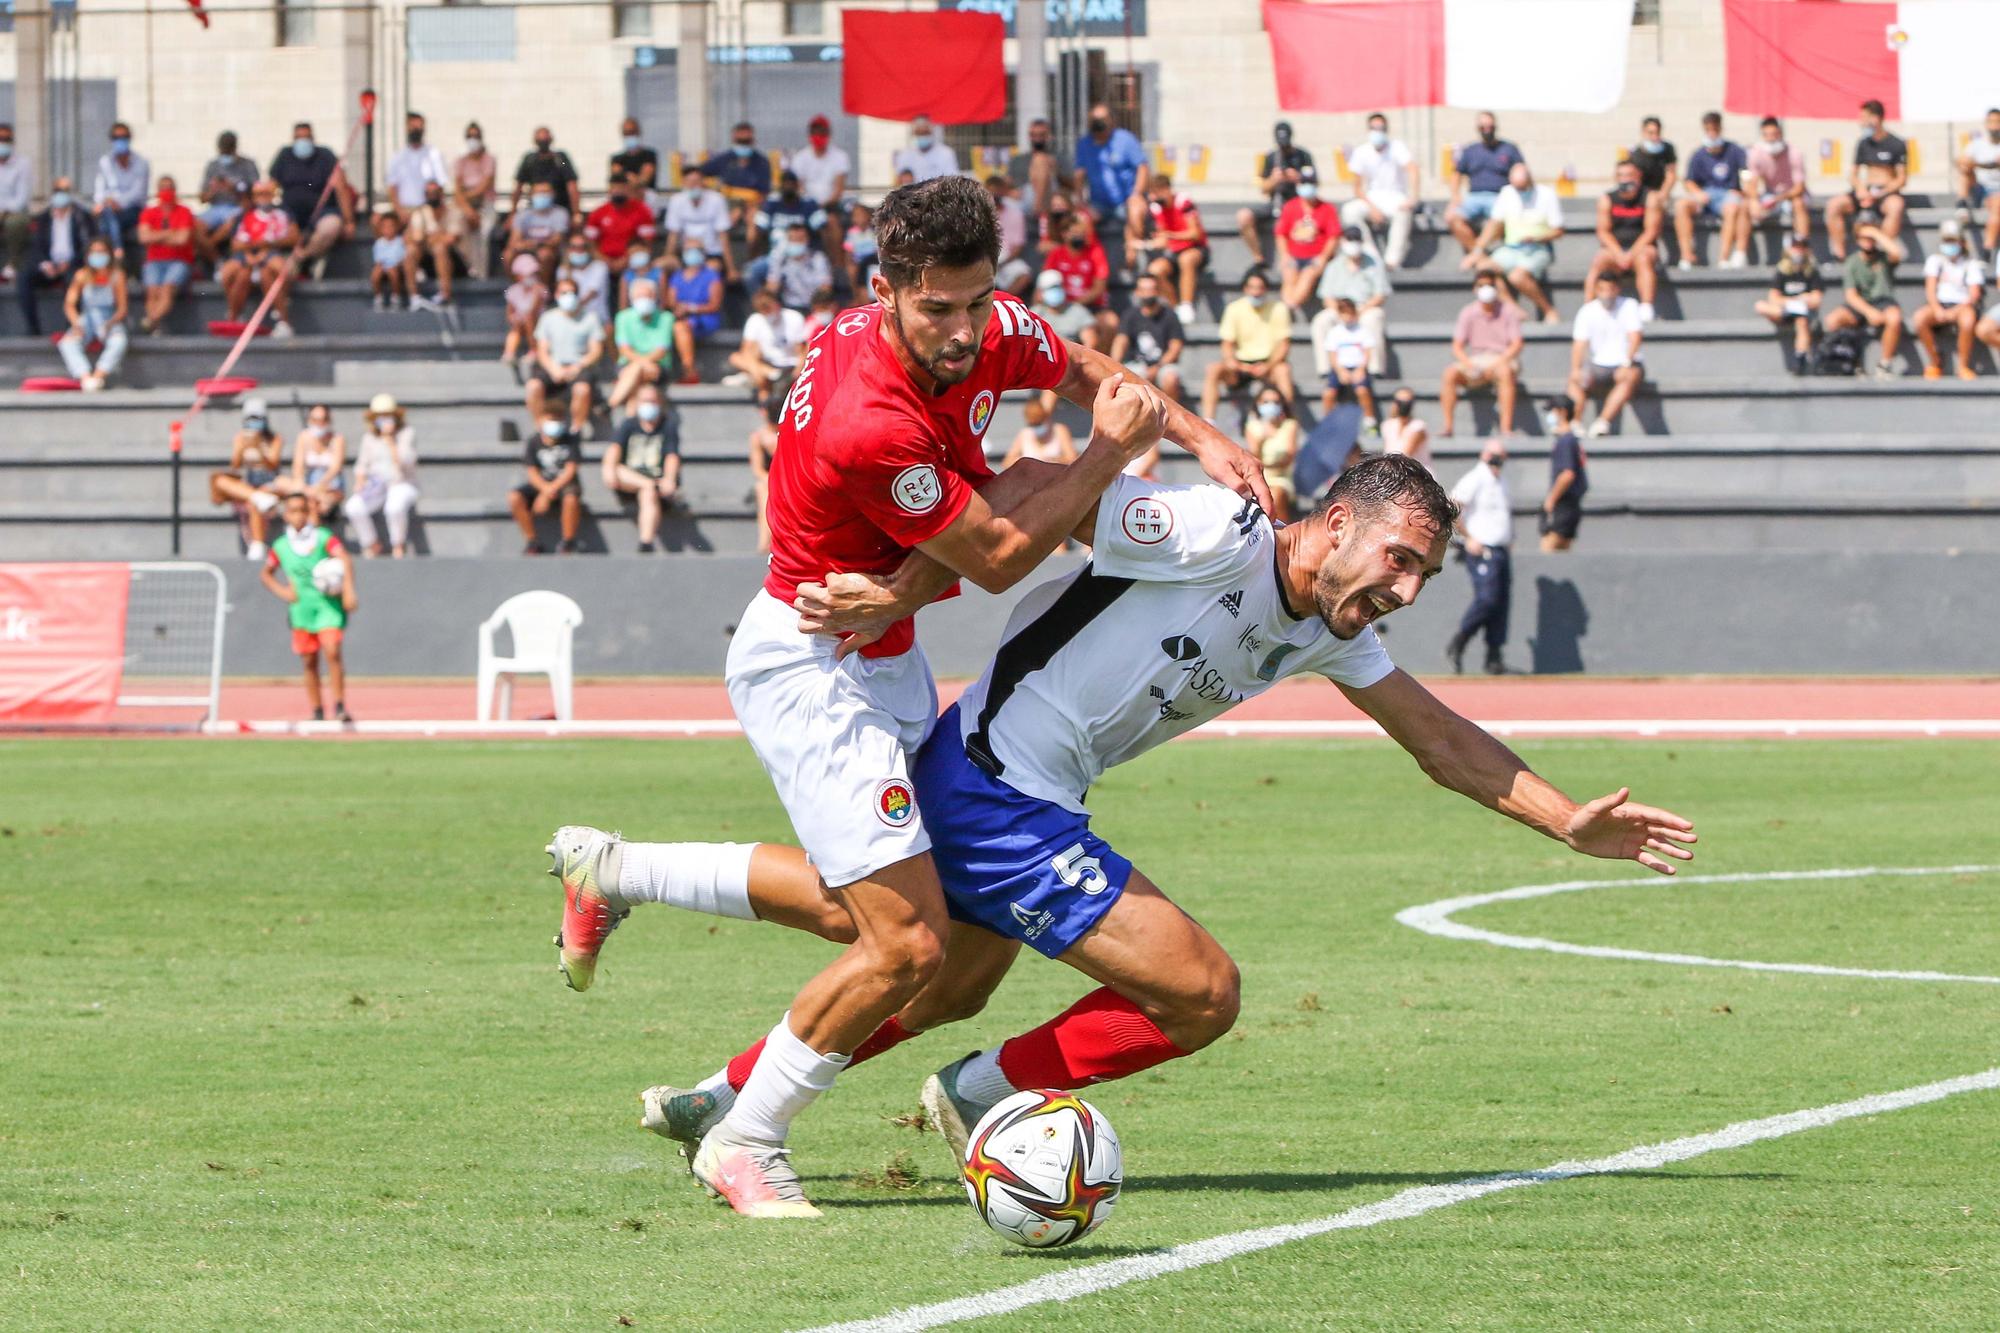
left=3, top=737, right=1998, bottom=1331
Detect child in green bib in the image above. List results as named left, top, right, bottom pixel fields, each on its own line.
left=259, top=492, right=359, bottom=722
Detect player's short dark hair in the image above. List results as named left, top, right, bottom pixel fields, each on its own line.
left=1641, top=114, right=1662, bottom=130
left=1702, top=110, right=1723, bottom=128
left=1761, top=116, right=1782, bottom=131
left=874, top=175, right=1001, bottom=288
left=1860, top=98, right=1885, bottom=118
left=1316, top=453, right=1457, bottom=537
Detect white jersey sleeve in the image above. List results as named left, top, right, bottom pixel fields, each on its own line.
left=1314, top=625, right=1395, bottom=689
left=1089, top=476, right=1266, bottom=586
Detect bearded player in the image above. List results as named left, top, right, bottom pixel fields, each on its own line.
left=546, top=175, right=1271, bottom=1218
left=548, top=455, right=1698, bottom=1181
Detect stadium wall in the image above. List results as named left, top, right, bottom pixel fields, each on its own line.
left=211, top=551, right=2000, bottom=679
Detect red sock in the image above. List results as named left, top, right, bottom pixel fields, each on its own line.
left=995, top=987, right=1189, bottom=1089
left=723, top=1014, right=920, bottom=1092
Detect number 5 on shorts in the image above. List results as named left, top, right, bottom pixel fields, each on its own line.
left=1053, top=842, right=1110, bottom=896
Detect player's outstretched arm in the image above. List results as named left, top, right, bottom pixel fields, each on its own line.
left=1342, top=669, right=1697, bottom=875
left=1052, top=337, right=1275, bottom=514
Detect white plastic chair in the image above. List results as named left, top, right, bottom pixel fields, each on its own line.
left=476, top=591, right=584, bottom=723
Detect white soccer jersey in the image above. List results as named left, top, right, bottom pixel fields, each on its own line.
left=955, top=477, right=1395, bottom=813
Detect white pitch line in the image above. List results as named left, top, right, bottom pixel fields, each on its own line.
left=803, top=1065, right=2000, bottom=1333
left=1394, top=864, right=2000, bottom=985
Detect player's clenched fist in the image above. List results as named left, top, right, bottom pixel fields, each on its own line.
left=1088, top=372, right=1169, bottom=466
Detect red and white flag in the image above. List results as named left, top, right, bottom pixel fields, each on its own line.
left=1724, top=0, right=1998, bottom=122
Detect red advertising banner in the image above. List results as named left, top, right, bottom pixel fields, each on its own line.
left=0, top=563, right=131, bottom=724
left=842, top=10, right=1006, bottom=125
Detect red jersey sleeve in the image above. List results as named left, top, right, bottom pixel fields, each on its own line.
left=988, top=295, right=1071, bottom=392
left=829, top=414, right=977, bottom=548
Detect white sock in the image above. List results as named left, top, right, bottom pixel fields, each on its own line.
left=696, top=1067, right=736, bottom=1101
left=953, top=1048, right=1019, bottom=1108
left=617, top=841, right=757, bottom=920
left=722, top=1014, right=850, bottom=1144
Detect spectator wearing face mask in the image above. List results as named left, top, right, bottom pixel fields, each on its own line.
left=665, top=164, right=735, bottom=282
left=20, top=178, right=96, bottom=336
left=1318, top=296, right=1379, bottom=430
left=0, top=122, right=34, bottom=279
left=609, top=277, right=676, bottom=409
left=1043, top=211, right=1119, bottom=350
left=387, top=112, right=449, bottom=224
left=1009, top=117, right=1070, bottom=222
left=1202, top=267, right=1293, bottom=422
left=985, top=175, right=1034, bottom=296
left=511, top=405, right=585, bottom=555
left=611, top=118, right=660, bottom=205
left=344, top=394, right=421, bottom=558
left=211, top=398, right=286, bottom=559
left=586, top=171, right=657, bottom=267
left=1568, top=273, right=1646, bottom=437
left=90, top=122, right=149, bottom=265
left=726, top=287, right=806, bottom=404
left=528, top=275, right=605, bottom=435
left=1120, top=273, right=1186, bottom=403
left=402, top=184, right=461, bottom=306
left=284, top=401, right=347, bottom=518
left=1956, top=107, right=2000, bottom=259
left=1823, top=222, right=1905, bottom=379
left=1826, top=99, right=1908, bottom=259
left=503, top=185, right=568, bottom=285
left=1472, top=162, right=1563, bottom=323
left=1628, top=116, right=1679, bottom=195
left=1915, top=219, right=1986, bottom=380
left=268, top=122, right=355, bottom=275
left=1445, top=439, right=1513, bottom=676
left=512, top=127, right=580, bottom=217
left=791, top=116, right=851, bottom=274
left=620, top=244, right=667, bottom=312
left=1539, top=398, right=1587, bottom=552
left=1342, top=112, right=1418, bottom=271
left=1446, top=112, right=1525, bottom=258
left=669, top=245, right=725, bottom=384
left=1379, top=387, right=1431, bottom=475
left=1074, top=102, right=1150, bottom=233
left=601, top=383, right=681, bottom=553
left=698, top=122, right=774, bottom=231
left=219, top=182, right=296, bottom=337
left=1133, top=173, right=1207, bottom=325
left=1586, top=159, right=1662, bottom=323
left=1753, top=236, right=1825, bottom=374
left=501, top=252, right=548, bottom=367
left=1440, top=274, right=1525, bottom=438
left=846, top=200, right=879, bottom=289
left=894, top=115, right=960, bottom=183
left=1242, top=387, right=1300, bottom=521
left=766, top=220, right=832, bottom=313
left=1313, top=225, right=1391, bottom=378
left=1674, top=111, right=1750, bottom=270
left=1031, top=268, right=1094, bottom=346
left=1746, top=116, right=1812, bottom=252
left=194, top=130, right=256, bottom=272
left=748, top=171, right=827, bottom=284
left=1274, top=166, right=1340, bottom=312
left=370, top=209, right=411, bottom=311
left=135, top=176, right=195, bottom=336
left=803, top=287, right=839, bottom=341
left=453, top=123, right=498, bottom=280
left=1236, top=120, right=1316, bottom=268
left=1001, top=392, right=1078, bottom=472
left=57, top=236, right=127, bottom=392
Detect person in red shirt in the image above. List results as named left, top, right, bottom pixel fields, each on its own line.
left=1042, top=210, right=1121, bottom=355
left=582, top=171, right=656, bottom=265
left=135, top=176, right=196, bottom=335
left=1136, top=172, right=1209, bottom=324
left=541, top=175, right=1270, bottom=1219
left=218, top=181, right=297, bottom=335
left=1274, top=165, right=1341, bottom=311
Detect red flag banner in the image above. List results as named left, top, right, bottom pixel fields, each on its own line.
left=1722, top=0, right=1901, bottom=120
left=1261, top=0, right=1444, bottom=114
left=842, top=10, right=1006, bottom=126
left=0, top=563, right=131, bottom=725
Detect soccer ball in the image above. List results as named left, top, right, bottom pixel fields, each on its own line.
left=310, top=560, right=345, bottom=596
left=961, top=1089, right=1122, bottom=1248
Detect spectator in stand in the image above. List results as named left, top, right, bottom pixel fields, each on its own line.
left=1746, top=116, right=1812, bottom=250
left=585, top=171, right=657, bottom=268
left=528, top=275, right=604, bottom=434
left=767, top=219, right=832, bottom=313
left=369, top=209, right=410, bottom=310
left=1753, top=235, right=1824, bottom=374
left=1824, top=222, right=1905, bottom=379
left=894, top=115, right=959, bottom=183
left=1000, top=393, right=1079, bottom=472
left=1121, top=273, right=1186, bottom=403
left=135, top=176, right=195, bottom=335
left=510, top=404, right=585, bottom=554
left=1074, top=102, right=1149, bottom=231
left=748, top=392, right=782, bottom=553
left=286, top=401, right=347, bottom=518
left=452, top=122, right=497, bottom=279
left=1243, top=385, right=1300, bottom=520
left=1236, top=120, right=1315, bottom=267
left=986, top=174, right=1033, bottom=295
left=749, top=171, right=827, bottom=286
left=1380, top=386, right=1431, bottom=474
left=845, top=200, right=879, bottom=289
left=1343, top=112, right=1418, bottom=270
left=620, top=243, right=666, bottom=312
left=1915, top=219, right=1985, bottom=380
left=387, top=112, right=449, bottom=224
left=609, top=276, right=675, bottom=408
left=670, top=245, right=724, bottom=384
left=1275, top=165, right=1340, bottom=312
left=1977, top=299, right=2000, bottom=372
left=344, top=394, right=421, bottom=558
left=1202, top=267, right=1293, bottom=421
left=210, top=399, right=286, bottom=559
left=1032, top=268, right=1093, bottom=345
left=19, top=177, right=95, bottom=336
left=194, top=131, right=256, bottom=271
left=1473, top=161, right=1564, bottom=323
left=1587, top=158, right=1662, bottom=322
left=610, top=118, right=660, bottom=207
left=700, top=122, right=774, bottom=233
left=1445, top=111, right=1525, bottom=258
left=1440, top=273, right=1525, bottom=437
left=665, top=163, right=735, bottom=282
left=1826, top=99, right=1909, bottom=259
left=57, top=236, right=127, bottom=391
left=502, top=188, right=568, bottom=285
left=1137, top=173, right=1207, bottom=324
left=501, top=252, right=548, bottom=367
left=1009, top=117, right=1069, bottom=223
left=1674, top=111, right=1749, bottom=269
left=1039, top=190, right=1097, bottom=249
left=726, top=286, right=805, bottom=403
left=601, top=382, right=681, bottom=553
left=512, top=127, right=580, bottom=216
left=270, top=122, right=354, bottom=276
left=90, top=122, right=149, bottom=264
left=1044, top=210, right=1118, bottom=351
left=259, top=491, right=357, bottom=724
left=802, top=286, right=838, bottom=340
left=1319, top=296, right=1379, bottom=430
left=557, top=231, right=609, bottom=327
left=1445, top=439, right=1513, bottom=676
left=791, top=115, right=851, bottom=275
left=1568, top=272, right=1646, bottom=437
left=403, top=184, right=460, bottom=307
left=0, top=122, right=32, bottom=279
left=1628, top=115, right=1679, bottom=195
left=1313, top=226, right=1391, bottom=377
left=219, top=181, right=296, bottom=336
left=1957, top=107, right=2000, bottom=259
left=1539, top=397, right=1587, bottom=552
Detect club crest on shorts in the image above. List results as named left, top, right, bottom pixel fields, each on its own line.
left=1120, top=495, right=1174, bottom=545
left=968, top=389, right=997, bottom=436
left=891, top=464, right=943, bottom=515
left=874, top=779, right=917, bottom=827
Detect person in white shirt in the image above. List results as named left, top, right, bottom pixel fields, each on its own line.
left=0, top=123, right=33, bottom=278
left=790, top=114, right=852, bottom=279
left=1446, top=440, right=1513, bottom=674
left=1318, top=295, right=1380, bottom=428
left=1956, top=107, right=2000, bottom=259
left=985, top=174, right=1033, bottom=294
left=1567, top=273, right=1646, bottom=436
left=1379, top=386, right=1432, bottom=475
left=1341, top=112, right=1418, bottom=269
left=893, top=116, right=959, bottom=183
left=385, top=112, right=450, bottom=221
left=725, top=286, right=806, bottom=404
left=1471, top=161, right=1564, bottom=323
left=91, top=122, right=150, bottom=260
left=664, top=164, right=735, bottom=281
left=1916, top=219, right=1987, bottom=380
left=343, top=393, right=422, bottom=558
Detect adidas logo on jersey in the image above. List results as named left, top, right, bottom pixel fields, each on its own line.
left=1217, top=590, right=1244, bottom=618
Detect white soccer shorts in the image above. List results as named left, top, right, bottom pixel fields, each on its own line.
left=725, top=589, right=938, bottom=888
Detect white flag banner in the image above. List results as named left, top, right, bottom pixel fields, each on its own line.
left=1442, top=0, right=1637, bottom=114
left=1894, top=1, right=2000, bottom=122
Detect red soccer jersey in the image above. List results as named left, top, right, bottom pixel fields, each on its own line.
left=232, top=206, right=293, bottom=252
left=762, top=295, right=1071, bottom=658
left=584, top=198, right=657, bottom=262
left=1275, top=197, right=1341, bottom=261
left=140, top=203, right=196, bottom=263
left=1146, top=193, right=1205, bottom=253
left=1041, top=239, right=1111, bottom=309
